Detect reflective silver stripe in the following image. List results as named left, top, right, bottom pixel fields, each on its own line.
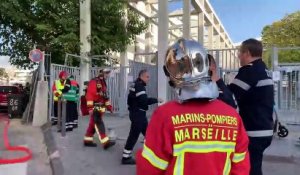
left=223, top=153, right=231, bottom=175
left=256, top=79, right=273, bottom=87
left=174, top=153, right=184, bottom=175
left=232, top=152, right=247, bottom=163
left=129, top=87, right=135, bottom=92
left=232, top=79, right=251, bottom=91
left=136, top=91, right=146, bottom=97
left=122, top=153, right=131, bottom=158
left=139, top=108, right=146, bottom=112
left=123, top=149, right=132, bottom=154
left=142, top=145, right=169, bottom=170
left=174, top=144, right=235, bottom=156
left=247, top=130, right=273, bottom=137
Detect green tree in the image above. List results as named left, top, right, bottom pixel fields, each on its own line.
left=0, top=0, right=147, bottom=69
left=262, top=11, right=300, bottom=64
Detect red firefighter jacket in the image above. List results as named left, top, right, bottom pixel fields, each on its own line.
left=86, top=76, right=112, bottom=112
left=136, top=99, right=250, bottom=175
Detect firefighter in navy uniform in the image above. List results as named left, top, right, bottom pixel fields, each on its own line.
left=83, top=68, right=115, bottom=150
left=121, top=69, right=163, bottom=165
left=136, top=39, right=250, bottom=175
left=229, top=39, right=274, bottom=175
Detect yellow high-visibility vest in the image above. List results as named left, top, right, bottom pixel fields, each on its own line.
left=53, top=80, right=65, bottom=101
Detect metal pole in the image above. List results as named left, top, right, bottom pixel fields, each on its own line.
left=61, top=99, right=66, bottom=137
left=39, top=52, right=45, bottom=81
left=198, top=12, right=204, bottom=44
left=157, top=0, right=169, bottom=103
left=119, top=5, right=129, bottom=117
left=57, top=99, right=62, bottom=132
left=80, top=0, right=91, bottom=96
left=183, top=0, right=191, bottom=39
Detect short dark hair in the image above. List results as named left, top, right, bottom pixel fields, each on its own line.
left=138, top=69, right=148, bottom=78
left=240, top=38, right=263, bottom=57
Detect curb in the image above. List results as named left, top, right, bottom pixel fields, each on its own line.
left=41, top=122, right=64, bottom=175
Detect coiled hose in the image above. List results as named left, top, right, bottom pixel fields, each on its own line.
left=0, top=113, right=32, bottom=164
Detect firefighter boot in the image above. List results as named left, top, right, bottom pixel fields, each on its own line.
left=122, top=157, right=136, bottom=165
left=103, top=140, right=116, bottom=150
left=84, top=141, right=97, bottom=147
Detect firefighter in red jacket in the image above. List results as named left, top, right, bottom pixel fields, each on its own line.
left=83, top=68, right=115, bottom=150
left=136, top=39, right=250, bottom=175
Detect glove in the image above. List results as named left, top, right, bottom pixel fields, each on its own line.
left=54, top=92, right=60, bottom=97
left=106, top=105, right=113, bottom=113
left=88, top=109, right=94, bottom=116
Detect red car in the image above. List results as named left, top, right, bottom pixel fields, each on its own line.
left=0, top=86, right=21, bottom=108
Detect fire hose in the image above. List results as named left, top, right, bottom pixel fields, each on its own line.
left=0, top=113, right=32, bottom=164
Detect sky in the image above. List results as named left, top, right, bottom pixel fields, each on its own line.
left=0, top=56, right=11, bottom=68
left=169, top=0, right=300, bottom=43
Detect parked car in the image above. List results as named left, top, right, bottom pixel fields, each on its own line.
left=0, top=86, right=21, bottom=108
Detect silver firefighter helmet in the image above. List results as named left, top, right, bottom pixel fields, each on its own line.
left=163, top=38, right=219, bottom=101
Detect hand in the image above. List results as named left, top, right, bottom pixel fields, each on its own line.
left=211, top=68, right=220, bottom=82
left=88, top=109, right=94, bottom=116
left=54, top=92, right=60, bottom=97
left=158, top=98, right=164, bottom=103
left=106, top=105, right=113, bottom=113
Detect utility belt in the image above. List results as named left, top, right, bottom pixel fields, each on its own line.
left=93, top=102, right=106, bottom=113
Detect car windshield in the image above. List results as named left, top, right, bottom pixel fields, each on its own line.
left=0, top=86, right=18, bottom=93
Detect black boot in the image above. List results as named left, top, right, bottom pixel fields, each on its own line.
left=84, top=142, right=97, bottom=147
left=103, top=141, right=116, bottom=150
left=51, top=121, right=57, bottom=126
left=122, top=157, right=136, bottom=165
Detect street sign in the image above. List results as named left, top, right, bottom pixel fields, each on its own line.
left=29, top=49, right=44, bottom=62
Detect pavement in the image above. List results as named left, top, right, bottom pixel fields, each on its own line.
left=0, top=112, right=52, bottom=175
left=1, top=110, right=300, bottom=175
left=49, top=112, right=300, bottom=175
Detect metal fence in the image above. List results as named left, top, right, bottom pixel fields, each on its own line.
left=272, top=47, right=300, bottom=124
left=49, top=60, right=158, bottom=118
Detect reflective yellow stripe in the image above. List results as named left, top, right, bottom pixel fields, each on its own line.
left=142, top=145, right=169, bottom=170
left=223, top=153, right=231, bottom=175
left=232, top=152, right=247, bottom=163
left=87, top=101, right=93, bottom=106
left=84, top=137, right=93, bottom=141
left=101, top=137, right=109, bottom=144
left=173, top=141, right=236, bottom=156
left=173, top=153, right=184, bottom=175
left=94, top=124, right=109, bottom=144
left=105, top=101, right=111, bottom=106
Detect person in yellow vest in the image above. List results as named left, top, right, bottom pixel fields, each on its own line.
left=51, top=71, right=68, bottom=125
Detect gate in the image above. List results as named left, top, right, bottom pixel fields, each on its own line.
left=272, top=47, right=300, bottom=124
left=49, top=60, right=158, bottom=118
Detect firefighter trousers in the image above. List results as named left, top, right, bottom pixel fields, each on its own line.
left=51, top=101, right=58, bottom=123
left=249, top=136, right=273, bottom=175
left=84, top=111, right=109, bottom=144
left=124, top=110, right=148, bottom=151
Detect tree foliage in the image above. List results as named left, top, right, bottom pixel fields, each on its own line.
left=262, top=11, right=300, bottom=64
left=0, top=0, right=147, bottom=69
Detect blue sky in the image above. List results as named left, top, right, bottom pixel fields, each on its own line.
left=169, top=0, right=300, bottom=43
